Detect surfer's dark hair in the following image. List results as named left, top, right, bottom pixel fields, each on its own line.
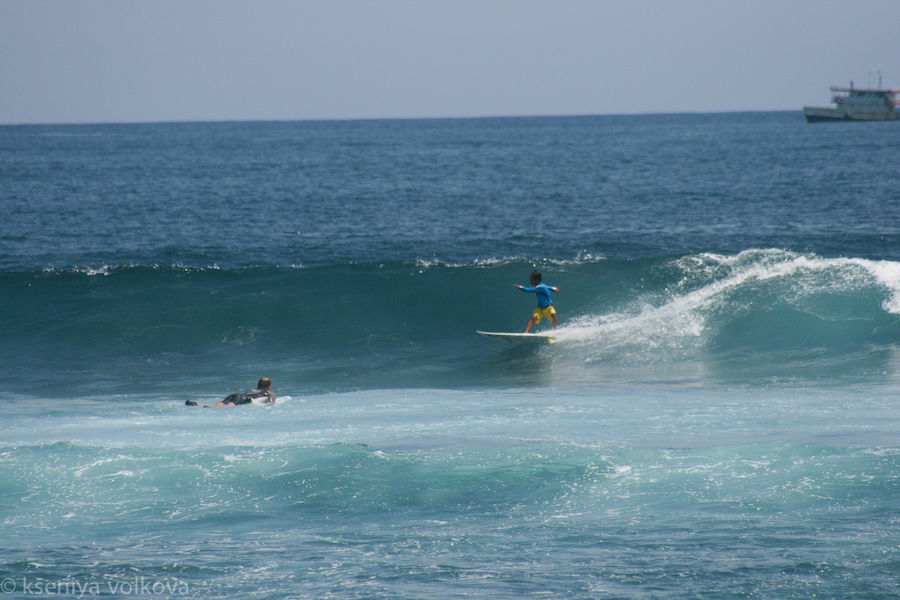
left=530, top=270, right=542, bottom=283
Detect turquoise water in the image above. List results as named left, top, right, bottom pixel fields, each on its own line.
left=2, top=388, right=898, bottom=598
left=1, top=113, right=899, bottom=598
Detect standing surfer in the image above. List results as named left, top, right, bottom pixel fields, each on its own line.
left=515, top=270, right=560, bottom=333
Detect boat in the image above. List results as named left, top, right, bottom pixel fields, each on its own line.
left=803, top=76, right=899, bottom=122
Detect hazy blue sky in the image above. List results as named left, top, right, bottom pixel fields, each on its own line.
left=2, top=0, right=898, bottom=124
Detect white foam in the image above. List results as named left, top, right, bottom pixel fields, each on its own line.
left=554, top=249, right=900, bottom=353
left=412, top=254, right=606, bottom=270
left=848, top=257, right=900, bottom=314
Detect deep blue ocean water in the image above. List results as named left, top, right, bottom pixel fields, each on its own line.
left=1, top=112, right=899, bottom=599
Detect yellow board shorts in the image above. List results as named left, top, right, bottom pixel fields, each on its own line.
left=531, top=305, right=557, bottom=323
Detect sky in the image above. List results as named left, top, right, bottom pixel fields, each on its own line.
left=1, top=0, right=898, bottom=124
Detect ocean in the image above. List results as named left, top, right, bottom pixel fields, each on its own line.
left=1, top=112, right=898, bottom=599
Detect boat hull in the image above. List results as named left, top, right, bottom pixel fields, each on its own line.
left=803, top=106, right=900, bottom=122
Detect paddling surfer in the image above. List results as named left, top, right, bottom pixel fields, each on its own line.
left=186, top=377, right=275, bottom=407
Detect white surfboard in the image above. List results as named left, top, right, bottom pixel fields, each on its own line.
left=476, top=330, right=555, bottom=343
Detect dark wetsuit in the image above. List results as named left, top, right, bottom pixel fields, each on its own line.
left=223, top=389, right=275, bottom=405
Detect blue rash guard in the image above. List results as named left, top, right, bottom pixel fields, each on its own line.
left=518, top=283, right=556, bottom=308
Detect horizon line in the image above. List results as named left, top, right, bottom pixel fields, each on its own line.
left=0, top=108, right=800, bottom=128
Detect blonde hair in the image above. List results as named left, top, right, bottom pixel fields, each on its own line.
left=257, top=377, right=272, bottom=390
